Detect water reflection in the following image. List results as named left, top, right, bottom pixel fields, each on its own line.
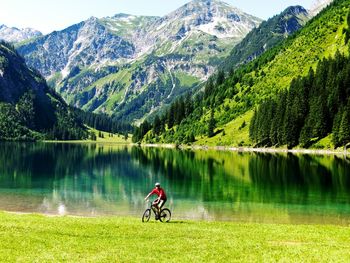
left=0, top=142, right=350, bottom=224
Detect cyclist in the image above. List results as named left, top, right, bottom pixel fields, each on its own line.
left=144, top=182, right=167, bottom=219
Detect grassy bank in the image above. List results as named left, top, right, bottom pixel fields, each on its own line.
left=44, top=128, right=132, bottom=144
left=1, top=212, right=350, bottom=262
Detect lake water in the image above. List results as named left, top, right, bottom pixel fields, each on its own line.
left=0, top=142, right=350, bottom=224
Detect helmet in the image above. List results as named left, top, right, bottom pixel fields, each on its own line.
left=155, top=182, right=160, bottom=187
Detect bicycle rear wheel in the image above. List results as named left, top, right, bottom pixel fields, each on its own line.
left=159, top=208, right=171, bottom=222
left=142, top=209, right=151, bottom=222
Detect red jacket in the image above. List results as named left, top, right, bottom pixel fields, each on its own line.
left=149, top=187, right=167, bottom=200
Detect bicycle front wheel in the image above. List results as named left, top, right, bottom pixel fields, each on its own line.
left=142, top=209, right=151, bottom=222
left=159, top=208, right=171, bottom=222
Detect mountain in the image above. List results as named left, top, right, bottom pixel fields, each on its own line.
left=0, top=41, right=86, bottom=140
left=17, top=17, right=137, bottom=77
left=0, top=25, right=42, bottom=43
left=135, top=0, right=350, bottom=148
left=221, top=6, right=310, bottom=72
left=17, top=0, right=261, bottom=122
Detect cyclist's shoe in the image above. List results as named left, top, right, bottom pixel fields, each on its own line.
left=155, top=215, right=160, bottom=220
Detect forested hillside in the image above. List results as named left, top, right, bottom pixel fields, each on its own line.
left=133, top=0, right=350, bottom=149
left=221, top=5, right=310, bottom=72
left=0, top=41, right=87, bottom=141
left=250, top=50, right=350, bottom=149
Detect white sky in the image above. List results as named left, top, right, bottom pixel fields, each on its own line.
left=0, top=0, right=316, bottom=34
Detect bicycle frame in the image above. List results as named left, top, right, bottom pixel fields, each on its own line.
left=148, top=200, right=160, bottom=217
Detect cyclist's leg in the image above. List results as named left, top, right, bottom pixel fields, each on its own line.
left=159, top=199, right=166, bottom=210
left=152, top=199, right=160, bottom=219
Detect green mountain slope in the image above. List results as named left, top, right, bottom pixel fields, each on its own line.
left=250, top=50, right=350, bottom=149
left=0, top=41, right=87, bottom=140
left=135, top=0, right=350, bottom=148
left=221, top=5, right=310, bottom=72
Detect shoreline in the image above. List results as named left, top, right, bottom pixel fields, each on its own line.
left=43, top=140, right=131, bottom=145
left=11, top=140, right=348, bottom=156
left=141, top=143, right=349, bottom=156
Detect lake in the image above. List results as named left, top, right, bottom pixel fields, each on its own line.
left=0, top=142, right=350, bottom=224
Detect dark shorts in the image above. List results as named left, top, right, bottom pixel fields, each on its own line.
left=153, top=198, right=167, bottom=209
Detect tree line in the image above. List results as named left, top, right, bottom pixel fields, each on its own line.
left=0, top=92, right=133, bottom=141
left=74, top=108, right=133, bottom=135
left=132, top=93, right=198, bottom=143
left=250, top=50, right=350, bottom=148
left=0, top=90, right=89, bottom=141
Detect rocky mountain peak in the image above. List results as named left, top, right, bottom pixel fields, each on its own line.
left=152, top=0, right=261, bottom=40
left=81, top=16, right=104, bottom=32
left=283, top=5, right=308, bottom=16
left=166, top=0, right=252, bottom=22
left=111, top=13, right=133, bottom=19
left=85, top=16, right=99, bottom=24
left=185, top=0, right=231, bottom=9
left=279, top=6, right=310, bottom=35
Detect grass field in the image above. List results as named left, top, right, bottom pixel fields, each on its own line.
left=87, top=127, right=132, bottom=144
left=1, top=212, right=350, bottom=262
left=195, top=110, right=253, bottom=147
left=44, top=127, right=132, bottom=144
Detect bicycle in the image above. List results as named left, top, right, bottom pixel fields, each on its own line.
left=142, top=200, right=171, bottom=223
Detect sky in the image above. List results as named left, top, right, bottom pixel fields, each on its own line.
left=1, top=0, right=316, bottom=34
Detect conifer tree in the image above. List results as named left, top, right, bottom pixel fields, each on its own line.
left=257, top=101, right=274, bottom=145
left=332, top=107, right=343, bottom=147
left=153, top=115, right=161, bottom=135
left=204, top=78, right=214, bottom=99
left=167, top=104, right=175, bottom=129
left=249, top=108, right=258, bottom=142
left=16, top=91, right=35, bottom=129
left=216, top=70, right=225, bottom=86
left=283, top=83, right=303, bottom=148
left=208, top=109, right=216, bottom=138
left=338, top=100, right=350, bottom=146
left=175, top=98, right=185, bottom=125
left=185, top=93, right=193, bottom=117
left=90, top=132, right=97, bottom=141
left=0, top=103, right=24, bottom=139
left=124, top=132, right=129, bottom=141
left=279, top=92, right=289, bottom=144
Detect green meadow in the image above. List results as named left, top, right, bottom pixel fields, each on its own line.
left=1, top=212, right=350, bottom=262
